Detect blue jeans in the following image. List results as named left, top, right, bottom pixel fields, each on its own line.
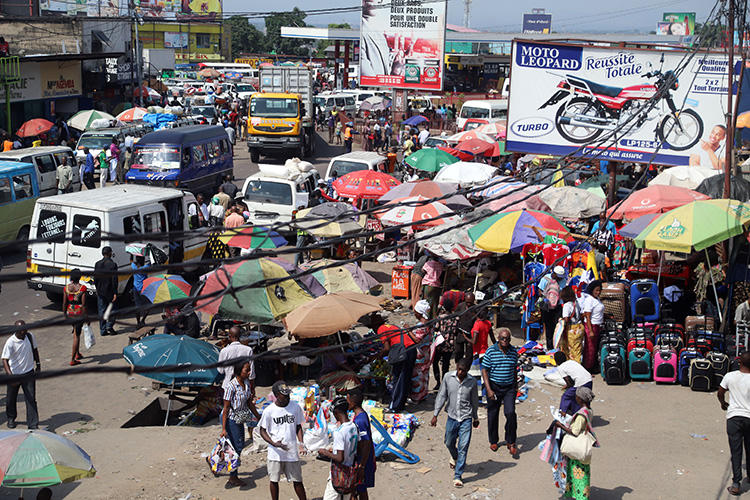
left=97, top=296, right=114, bottom=334
left=389, top=347, right=417, bottom=411
left=445, top=417, right=472, bottom=480
left=224, top=414, right=245, bottom=477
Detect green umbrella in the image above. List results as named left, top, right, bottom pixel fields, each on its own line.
left=67, top=110, right=115, bottom=131
left=404, top=148, right=459, bottom=173
left=497, top=140, right=510, bottom=156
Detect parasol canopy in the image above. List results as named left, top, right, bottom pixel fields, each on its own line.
left=434, top=161, right=496, bottom=186
left=17, top=119, right=54, bottom=138
left=67, top=110, right=114, bottom=131
left=333, top=170, right=400, bottom=200
left=404, top=148, right=459, bottom=173
left=284, top=292, right=382, bottom=337
left=538, top=186, right=605, bottom=219
left=607, top=185, right=709, bottom=220
left=122, top=335, right=220, bottom=386
left=468, top=209, right=573, bottom=253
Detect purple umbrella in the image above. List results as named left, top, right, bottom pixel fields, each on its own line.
left=619, top=213, right=661, bottom=239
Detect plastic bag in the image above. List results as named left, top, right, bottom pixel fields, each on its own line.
left=83, top=324, right=95, bottom=350
left=208, top=437, right=239, bottom=474
left=303, top=426, right=330, bottom=452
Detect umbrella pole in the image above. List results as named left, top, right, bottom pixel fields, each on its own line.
left=164, top=381, right=175, bottom=427
left=705, top=249, right=723, bottom=324
left=656, top=251, right=664, bottom=288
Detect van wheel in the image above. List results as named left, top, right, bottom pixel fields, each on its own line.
left=16, top=226, right=29, bottom=242
left=250, top=150, right=260, bottom=163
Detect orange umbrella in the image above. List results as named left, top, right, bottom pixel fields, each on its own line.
left=17, top=118, right=54, bottom=138
left=333, top=170, right=400, bottom=199
left=198, top=68, right=221, bottom=79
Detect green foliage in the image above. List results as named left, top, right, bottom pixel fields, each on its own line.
left=316, top=23, right=351, bottom=57
left=264, top=7, right=309, bottom=56
left=226, top=16, right=267, bottom=59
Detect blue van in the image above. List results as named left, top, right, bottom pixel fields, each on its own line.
left=0, top=160, right=40, bottom=243
left=125, top=125, right=233, bottom=194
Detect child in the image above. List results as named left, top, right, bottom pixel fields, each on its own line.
left=318, top=396, right=359, bottom=500
left=335, top=121, right=343, bottom=145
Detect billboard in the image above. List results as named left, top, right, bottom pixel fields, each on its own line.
left=164, top=32, right=188, bottom=48
left=180, top=0, right=221, bottom=18
left=522, top=13, right=552, bottom=34
left=359, top=0, right=447, bottom=91
left=40, top=0, right=86, bottom=14
left=661, top=12, right=695, bottom=36
left=506, top=40, right=733, bottom=167
left=137, top=0, right=181, bottom=18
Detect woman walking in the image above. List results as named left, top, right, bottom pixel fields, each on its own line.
left=62, top=269, right=87, bottom=366
left=221, top=360, right=261, bottom=488
left=560, top=286, right=584, bottom=363
left=410, top=300, right=433, bottom=403
left=553, top=386, right=598, bottom=499
left=131, top=255, right=149, bottom=328
left=580, top=281, right=604, bottom=372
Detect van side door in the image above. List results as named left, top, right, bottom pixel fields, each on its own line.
left=29, top=203, right=72, bottom=289
left=139, top=204, right=171, bottom=264
left=31, top=153, right=58, bottom=197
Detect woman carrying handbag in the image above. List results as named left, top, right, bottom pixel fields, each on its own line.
left=559, top=286, right=585, bottom=363
left=62, top=269, right=88, bottom=366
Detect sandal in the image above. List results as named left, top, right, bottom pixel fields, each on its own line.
left=449, top=458, right=455, bottom=470
left=69, top=360, right=81, bottom=366
left=453, top=479, right=463, bottom=488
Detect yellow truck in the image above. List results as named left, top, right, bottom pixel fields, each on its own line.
left=247, top=66, right=316, bottom=162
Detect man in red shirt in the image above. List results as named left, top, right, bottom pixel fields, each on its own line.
left=471, top=310, right=495, bottom=358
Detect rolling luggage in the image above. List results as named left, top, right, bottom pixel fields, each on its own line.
left=688, top=331, right=725, bottom=354
left=679, top=348, right=703, bottom=386
left=689, top=358, right=715, bottom=391
left=653, top=347, right=678, bottom=383
left=654, top=330, right=684, bottom=353
left=685, top=315, right=715, bottom=333
left=628, top=347, right=652, bottom=380
left=600, top=343, right=627, bottom=385
left=601, top=282, right=628, bottom=323
left=630, top=279, right=660, bottom=323
left=654, top=323, right=686, bottom=343
left=706, top=351, right=729, bottom=386
left=626, top=333, right=654, bottom=354
left=729, top=321, right=750, bottom=357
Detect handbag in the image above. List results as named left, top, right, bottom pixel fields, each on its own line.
left=560, top=414, right=596, bottom=463
left=387, top=329, right=407, bottom=365
left=331, top=461, right=359, bottom=494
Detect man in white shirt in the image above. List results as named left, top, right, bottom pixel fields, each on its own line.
left=418, top=126, right=430, bottom=145
left=217, top=327, right=254, bottom=396
left=553, top=351, right=593, bottom=416
left=719, top=352, right=750, bottom=496
left=2, top=320, right=40, bottom=428
left=318, top=396, right=359, bottom=500
left=735, top=298, right=750, bottom=326
left=259, top=381, right=307, bottom=500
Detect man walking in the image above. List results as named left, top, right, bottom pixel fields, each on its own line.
left=93, top=246, right=118, bottom=336
left=217, top=326, right=255, bottom=397
left=481, top=327, right=519, bottom=458
left=2, top=320, right=40, bottom=429
left=82, top=147, right=95, bottom=190
left=431, top=357, right=479, bottom=488
left=347, top=388, right=375, bottom=500
left=719, top=352, right=750, bottom=496
left=56, top=157, right=73, bottom=194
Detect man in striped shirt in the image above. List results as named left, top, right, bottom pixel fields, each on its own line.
left=481, top=327, right=519, bottom=458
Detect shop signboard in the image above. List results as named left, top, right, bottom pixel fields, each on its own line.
left=506, top=40, right=733, bottom=167
left=137, top=0, right=181, bottom=18
left=522, top=13, right=552, bottom=34
left=164, top=32, right=189, bottom=49
left=40, top=0, right=86, bottom=14
left=8, top=63, right=41, bottom=102
left=359, top=0, right=448, bottom=91
left=40, top=61, right=82, bottom=99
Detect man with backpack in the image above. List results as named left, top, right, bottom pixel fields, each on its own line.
left=318, top=396, right=359, bottom=499
left=719, top=352, right=750, bottom=496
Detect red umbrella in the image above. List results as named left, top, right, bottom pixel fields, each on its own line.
left=456, top=139, right=499, bottom=157
left=333, top=170, right=400, bottom=200
left=487, top=187, right=550, bottom=212
left=437, top=146, right=473, bottom=161
left=17, top=118, right=54, bottom=138
left=607, top=185, right=710, bottom=221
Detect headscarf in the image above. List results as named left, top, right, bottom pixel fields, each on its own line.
left=414, top=299, right=431, bottom=319
left=585, top=280, right=603, bottom=296
left=575, top=386, right=595, bottom=405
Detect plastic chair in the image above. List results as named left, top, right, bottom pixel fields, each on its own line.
left=370, top=415, right=420, bottom=464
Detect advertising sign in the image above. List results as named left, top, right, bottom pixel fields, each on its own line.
left=40, top=61, right=82, bottom=99
left=137, top=0, right=181, bottom=18
left=164, top=32, right=189, bottom=49
left=359, top=0, right=448, bottom=91
left=40, top=0, right=86, bottom=14
left=661, top=12, right=695, bottom=36
left=180, top=0, right=221, bottom=18
left=506, top=40, right=733, bottom=167
left=522, top=13, right=552, bottom=34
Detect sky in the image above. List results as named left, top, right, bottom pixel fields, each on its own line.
left=230, top=0, right=716, bottom=33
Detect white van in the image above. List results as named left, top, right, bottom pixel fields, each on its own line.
left=27, top=185, right=207, bottom=301
left=239, top=166, right=321, bottom=234
left=313, top=92, right=357, bottom=116
left=457, top=99, right=508, bottom=131
left=325, top=151, right=387, bottom=180
left=0, top=146, right=81, bottom=197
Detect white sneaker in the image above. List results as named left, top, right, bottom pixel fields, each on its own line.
left=453, top=479, right=463, bottom=488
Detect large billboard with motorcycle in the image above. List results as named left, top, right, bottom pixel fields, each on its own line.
left=506, top=40, right=732, bottom=167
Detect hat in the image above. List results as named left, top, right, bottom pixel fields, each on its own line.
left=553, top=265, right=566, bottom=277
left=414, top=299, right=431, bottom=319
left=272, top=381, right=291, bottom=396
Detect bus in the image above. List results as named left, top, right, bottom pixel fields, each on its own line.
left=197, top=62, right=257, bottom=79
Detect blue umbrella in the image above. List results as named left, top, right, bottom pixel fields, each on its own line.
left=403, top=115, right=428, bottom=126
left=619, top=213, right=660, bottom=239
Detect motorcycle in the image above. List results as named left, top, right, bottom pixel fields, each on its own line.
left=539, top=54, right=703, bottom=151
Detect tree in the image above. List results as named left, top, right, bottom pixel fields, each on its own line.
left=695, top=22, right=727, bottom=48
left=316, top=23, right=351, bottom=57
left=264, top=8, right=309, bottom=56
left=226, top=16, right=267, bottom=59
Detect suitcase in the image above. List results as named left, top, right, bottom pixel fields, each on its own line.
left=685, top=315, right=715, bottom=333
left=654, top=323, right=686, bottom=343
left=630, top=279, right=660, bottom=323
left=729, top=322, right=750, bottom=356
left=653, top=347, right=678, bottom=383
left=627, top=334, right=654, bottom=354
left=629, top=347, right=652, bottom=380
left=689, top=358, right=715, bottom=391
left=600, top=331, right=626, bottom=347
left=600, top=343, right=627, bottom=385
left=706, top=351, right=729, bottom=386
left=655, top=331, right=684, bottom=353
left=601, top=282, right=628, bottom=323
left=688, top=331, right=725, bottom=354
left=679, top=348, right=703, bottom=386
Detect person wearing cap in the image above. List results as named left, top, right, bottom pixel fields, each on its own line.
left=347, top=388, right=375, bottom=499
left=481, top=327, right=520, bottom=458
left=552, top=386, right=598, bottom=499
left=259, top=381, right=307, bottom=500
left=408, top=300, right=434, bottom=403
left=208, top=196, right=225, bottom=227
left=431, top=357, right=479, bottom=488
left=318, top=396, right=359, bottom=500
left=539, top=266, right=568, bottom=350
left=220, top=360, right=261, bottom=488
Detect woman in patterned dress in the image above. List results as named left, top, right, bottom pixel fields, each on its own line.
left=553, top=386, right=598, bottom=499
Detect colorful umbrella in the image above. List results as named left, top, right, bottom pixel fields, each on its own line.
left=487, top=187, right=551, bottom=212
left=134, top=86, right=161, bottom=99
left=285, top=292, right=383, bottom=337
left=333, top=170, right=400, bottom=200
left=607, top=185, right=710, bottom=221
left=302, top=260, right=380, bottom=294
left=404, top=148, right=459, bottom=173
left=477, top=122, right=507, bottom=139
left=455, top=138, right=498, bottom=157
left=0, top=430, right=96, bottom=488
left=17, top=119, right=54, bottom=138
left=295, top=202, right=363, bottom=237
left=436, top=145, right=474, bottom=162
left=538, top=186, right=605, bottom=219
left=140, top=274, right=192, bottom=304
left=633, top=199, right=750, bottom=253
left=123, top=334, right=220, bottom=386
left=218, top=226, right=287, bottom=249
left=648, top=165, right=715, bottom=190
left=434, top=161, right=497, bottom=187
left=377, top=196, right=458, bottom=230
left=619, top=213, right=661, bottom=239
left=223, top=71, right=243, bottom=80
left=378, top=179, right=471, bottom=209
left=468, top=209, right=573, bottom=253
left=67, top=110, right=115, bottom=131
left=196, top=258, right=325, bottom=323
left=198, top=67, right=221, bottom=79
left=448, top=130, right=495, bottom=144
left=116, top=106, right=148, bottom=122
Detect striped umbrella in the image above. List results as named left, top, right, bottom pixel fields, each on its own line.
left=377, top=196, right=458, bottom=230
left=295, top=202, right=364, bottom=237
left=468, top=209, right=573, bottom=253
left=0, top=430, right=96, bottom=488
left=116, top=107, right=148, bottom=122
left=67, top=110, right=115, bottom=131
left=478, top=175, right=528, bottom=198
left=218, top=226, right=287, bottom=249
left=140, top=274, right=192, bottom=304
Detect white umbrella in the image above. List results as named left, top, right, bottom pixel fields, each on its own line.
left=434, top=161, right=497, bottom=187
left=538, top=186, right=605, bottom=219
left=418, top=217, right=484, bottom=260
left=648, top=165, right=716, bottom=190
left=446, top=130, right=496, bottom=144
left=67, top=110, right=115, bottom=131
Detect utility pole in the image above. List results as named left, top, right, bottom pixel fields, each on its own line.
left=463, top=0, right=472, bottom=28
left=725, top=0, right=735, bottom=199
left=132, top=1, right=144, bottom=107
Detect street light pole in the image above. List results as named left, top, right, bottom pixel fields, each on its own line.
left=133, top=8, right=144, bottom=107
left=725, top=0, right=735, bottom=198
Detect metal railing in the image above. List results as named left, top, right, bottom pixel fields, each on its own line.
left=0, top=56, right=20, bottom=84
